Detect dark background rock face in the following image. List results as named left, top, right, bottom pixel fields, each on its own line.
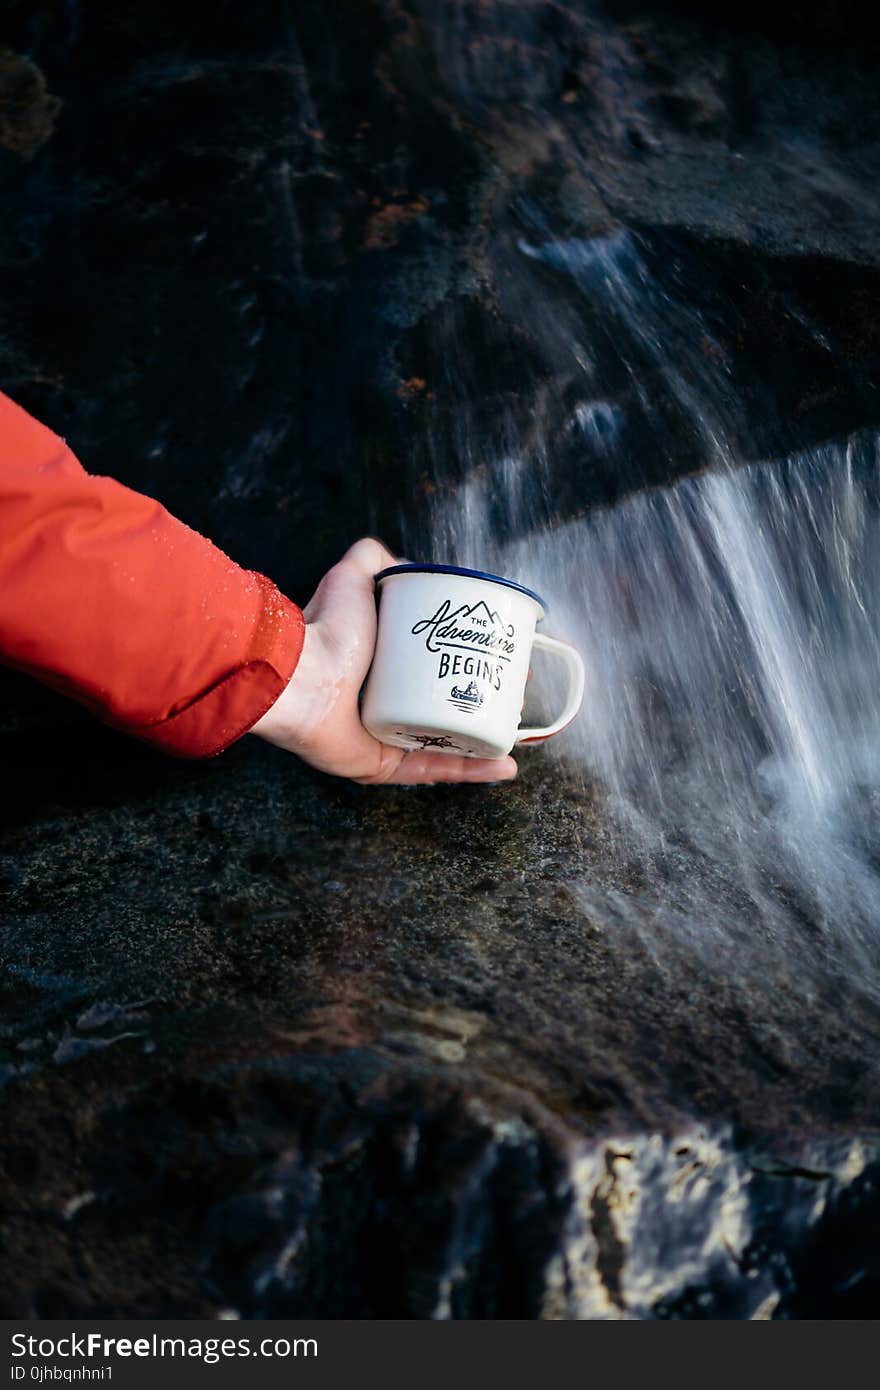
left=2, top=0, right=880, bottom=1318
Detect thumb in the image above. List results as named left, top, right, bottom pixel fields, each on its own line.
left=303, top=537, right=398, bottom=623
left=339, top=536, right=399, bottom=578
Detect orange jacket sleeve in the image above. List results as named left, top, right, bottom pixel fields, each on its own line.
left=0, top=390, right=305, bottom=756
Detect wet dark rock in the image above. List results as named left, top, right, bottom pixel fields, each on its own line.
left=0, top=50, right=59, bottom=159
left=1, top=1, right=880, bottom=1318
left=4, top=2, right=880, bottom=578
left=0, top=711, right=878, bottom=1317
left=51, top=1029, right=144, bottom=1067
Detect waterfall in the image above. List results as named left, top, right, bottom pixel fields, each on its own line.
left=419, top=230, right=880, bottom=1004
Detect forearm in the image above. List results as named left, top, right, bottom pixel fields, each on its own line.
left=0, top=391, right=304, bottom=756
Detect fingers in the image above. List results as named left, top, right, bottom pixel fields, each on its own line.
left=398, top=752, right=517, bottom=784
left=356, top=750, right=517, bottom=786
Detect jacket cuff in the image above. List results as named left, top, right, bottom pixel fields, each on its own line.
left=119, top=577, right=305, bottom=758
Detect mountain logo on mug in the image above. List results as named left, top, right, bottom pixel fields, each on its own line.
left=410, top=598, right=516, bottom=658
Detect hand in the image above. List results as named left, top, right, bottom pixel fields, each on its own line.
left=250, top=538, right=518, bottom=785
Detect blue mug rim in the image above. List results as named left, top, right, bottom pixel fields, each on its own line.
left=374, top=563, right=546, bottom=611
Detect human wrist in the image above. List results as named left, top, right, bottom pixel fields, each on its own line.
left=249, top=623, right=329, bottom=748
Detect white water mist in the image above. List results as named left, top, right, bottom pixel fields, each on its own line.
left=418, top=230, right=880, bottom=1006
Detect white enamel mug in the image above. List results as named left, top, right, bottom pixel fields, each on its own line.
left=361, top=563, right=585, bottom=759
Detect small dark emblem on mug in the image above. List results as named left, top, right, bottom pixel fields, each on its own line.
left=398, top=732, right=461, bottom=750
left=449, top=680, right=484, bottom=711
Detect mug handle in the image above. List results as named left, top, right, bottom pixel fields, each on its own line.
left=516, top=634, right=585, bottom=744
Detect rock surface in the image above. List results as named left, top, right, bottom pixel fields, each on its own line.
left=1, top=1, right=880, bottom=1317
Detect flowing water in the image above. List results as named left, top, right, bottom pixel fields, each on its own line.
left=409, top=228, right=880, bottom=1010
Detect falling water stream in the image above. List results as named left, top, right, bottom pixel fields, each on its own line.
left=413, top=228, right=880, bottom=1012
